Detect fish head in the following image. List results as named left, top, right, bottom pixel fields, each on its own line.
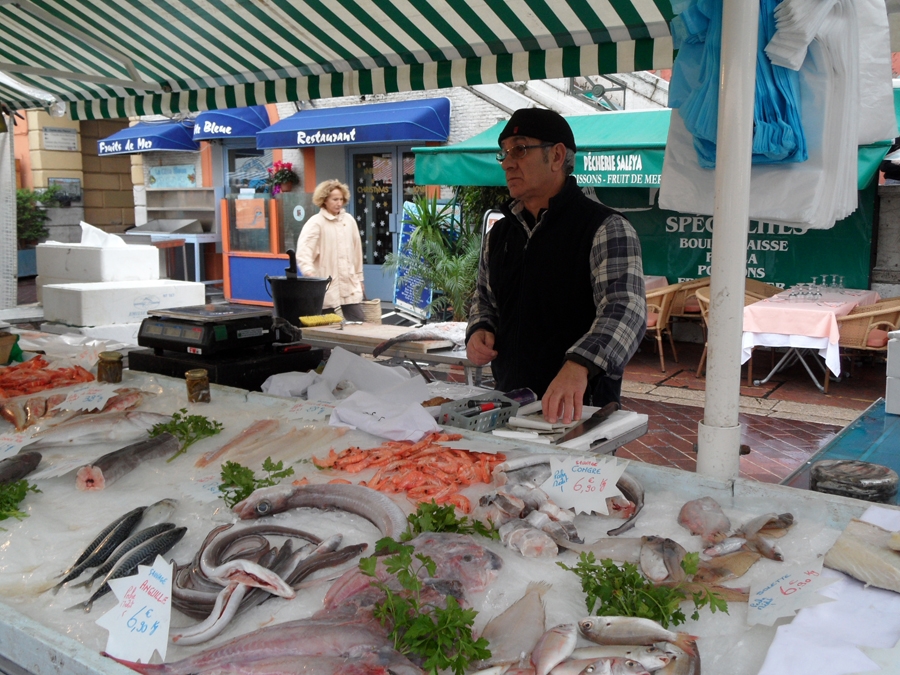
left=408, top=532, right=502, bottom=593
left=634, top=646, right=671, bottom=668
left=232, top=484, right=294, bottom=519
left=577, top=616, right=599, bottom=636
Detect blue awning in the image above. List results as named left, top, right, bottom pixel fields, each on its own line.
left=257, top=98, right=451, bottom=149
left=193, top=105, right=270, bottom=140
left=97, top=121, right=198, bottom=155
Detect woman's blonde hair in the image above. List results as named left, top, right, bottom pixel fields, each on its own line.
left=313, top=179, right=351, bottom=208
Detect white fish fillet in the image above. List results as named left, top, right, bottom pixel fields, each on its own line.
left=479, top=581, right=550, bottom=667
left=824, top=518, right=900, bottom=593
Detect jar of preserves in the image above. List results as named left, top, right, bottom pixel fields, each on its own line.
left=96, top=351, right=123, bottom=384
left=185, top=368, right=211, bottom=403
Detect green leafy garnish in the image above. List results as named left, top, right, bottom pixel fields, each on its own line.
left=0, top=480, right=40, bottom=523
left=558, top=551, right=728, bottom=628
left=401, top=500, right=499, bottom=541
left=360, top=538, right=491, bottom=675
left=218, top=457, right=295, bottom=508
left=149, top=408, right=224, bottom=461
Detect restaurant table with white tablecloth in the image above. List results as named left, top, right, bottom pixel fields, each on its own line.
left=741, top=288, right=880, bottom=390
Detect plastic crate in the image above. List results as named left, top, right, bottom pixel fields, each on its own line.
left=439, top=392, right=520, bottom=433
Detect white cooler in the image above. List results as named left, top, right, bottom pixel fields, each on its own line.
left=36, top=242, right=159, bottom=282
left=42, top=280, right=205, bottom=326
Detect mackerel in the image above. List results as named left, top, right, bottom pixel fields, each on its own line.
left=71, top=526, right=187, bottom=612
left=49, top=505, right=146, bottom=593
left=69, top=523, right=177, bottom=590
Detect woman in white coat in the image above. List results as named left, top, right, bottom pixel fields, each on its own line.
left=296, top=179, right=366, bottom=321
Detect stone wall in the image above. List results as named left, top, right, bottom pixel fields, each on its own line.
left=79, top=120, right=135, bottom=233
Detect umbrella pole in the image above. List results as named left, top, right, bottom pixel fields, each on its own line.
left=0, top=123, right=16, bottom=309
left=696, top=0, right=760, bottom=480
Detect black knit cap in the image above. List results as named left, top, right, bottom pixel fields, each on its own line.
left=498, top=107, right=577, bottom=153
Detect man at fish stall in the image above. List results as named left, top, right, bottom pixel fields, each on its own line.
left=466, top=108, right=647, bottom=424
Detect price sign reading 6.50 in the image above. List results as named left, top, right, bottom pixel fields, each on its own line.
left=541, top=455, right=627, bottom=515
left=747, top=559, right=837, bottom=626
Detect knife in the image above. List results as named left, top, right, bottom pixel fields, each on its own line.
left=554, top=402, right=620, bottom=444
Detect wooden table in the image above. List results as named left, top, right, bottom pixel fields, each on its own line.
left=741, top=288, right=880, bottom=391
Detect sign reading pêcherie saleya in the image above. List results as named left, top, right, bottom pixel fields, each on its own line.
left=573, top=150, right=665, bottom=187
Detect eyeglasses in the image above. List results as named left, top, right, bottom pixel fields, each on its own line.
left=495, top=142, right=554, bottom=163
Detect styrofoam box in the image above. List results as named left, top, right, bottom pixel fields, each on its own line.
left=42, top=280, right=205, bottom=326
left=36, top=242, right=160, bottom=282
left=887, top=376, right=900, bottom=415
left=889, top=339, right=900, bottom=379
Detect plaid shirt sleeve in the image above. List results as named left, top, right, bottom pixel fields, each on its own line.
left=465, top=229, right=499, bottom=342
left=566, top=213, right=647, bottom=379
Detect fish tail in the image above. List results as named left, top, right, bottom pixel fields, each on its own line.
left=371, top=339, right=397, bottom=358
left=64, top=600, right=90, bottom=612
left=69, top=578, right=92, bottom=591
left=101, top=652, right=159, bottom=673
left=673, top=633, right=699, bottom=657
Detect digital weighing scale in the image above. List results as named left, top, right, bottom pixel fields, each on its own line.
left=137, top=304, right=276, bottom=356
left=130, top=303, right=323, bottom=391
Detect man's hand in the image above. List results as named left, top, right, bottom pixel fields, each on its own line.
left=466, top=329, right=497, bottom=366
left=542, top=360, right=589, bottom=424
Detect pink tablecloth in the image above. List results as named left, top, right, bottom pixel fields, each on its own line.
left=644, top=275, right=669, bottom=292
left=743, top=289, right=880, bottom=345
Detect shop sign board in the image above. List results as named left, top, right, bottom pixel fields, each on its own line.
left=393, top=202, right=433, bottom=321
left=42, top=126, right=78, bottom=151
left=594, top=184, right=875, bottom=289
left=573, top=149, right=665, bottom=188
left=148, top=164, right=196, bottom=189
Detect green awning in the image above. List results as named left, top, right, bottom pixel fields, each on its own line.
left=415, top=108, right=891, bottom=189
left=0, top=1, right=674, bottom=120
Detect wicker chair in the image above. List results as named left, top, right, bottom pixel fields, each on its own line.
left=645, top=282, right=682, bottom=372
left=744, top=279, right=781, bottom=301
left=695, top=286, right=761, bottom=383
left=669, top=276, right=711, bottom=321
left=825, top=297, right=900, bottom=392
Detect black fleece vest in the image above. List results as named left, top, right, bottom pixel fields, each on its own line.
left=487, top=178, right=619, bottom=398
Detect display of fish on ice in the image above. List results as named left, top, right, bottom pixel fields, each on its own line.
left=371, top=321, right=467, bottom=357
left=23, top=410, right=171, bottom=451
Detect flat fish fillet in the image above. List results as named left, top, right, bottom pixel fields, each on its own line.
left=824, top=518, right=900, bottom=593
left=195, top=419, right=280, bottom=468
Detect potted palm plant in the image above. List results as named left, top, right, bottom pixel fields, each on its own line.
left=383, top=187, right=506, bottom=321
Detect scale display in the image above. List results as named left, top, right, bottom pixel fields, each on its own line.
left=138, top=304, right=274, bottom=356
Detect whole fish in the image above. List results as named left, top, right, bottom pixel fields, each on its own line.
left=75, top=432, right=180, bottom=491
left=24, top=411, right=171, bottom=450
left=478, top=581, right=550, bottom=667
left=678, top=496, right=731, bottom=543
left=69, top=523, right=177, bottom=591
left=48, top=505, right=147, bottom=593
left=578, top=617, right=698, bottom=657
left=570, top=645, right=673, bottom=670
left=104, top=618, right=396, bottom=674
left=639, top=536, right=686, bottom=583
left=0, top=451, right=41, bottom=484
left=550, top=657, right=651, bottom=675
left=371, top=321, right=467, bottom=357
left=233, top=483, right=408, bottom=539
left=656, top=643, right=701, bottom=675
left=71, top=526, right=187, bottom=612
left=532, top=624, right=578, bottom=675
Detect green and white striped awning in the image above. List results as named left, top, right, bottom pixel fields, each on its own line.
left=0, top=0, right=674, bottom=120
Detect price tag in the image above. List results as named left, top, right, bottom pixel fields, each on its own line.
left=0, top=432, right=33, bottom=458
left=285, top=400, right=334, bottom=422
left=747, top=558, right=837, bottom=626
left=540, top=455, right=626, bottom=515
left=96, top=555, right=173, bottom=663
left=55, top=384, right=117, bottom=412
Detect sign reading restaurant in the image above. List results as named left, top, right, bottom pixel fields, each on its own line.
left=295, top=128, right=357, bottom=145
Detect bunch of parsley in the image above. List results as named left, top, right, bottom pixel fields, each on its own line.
left=149, top=408, right=224, bottom=461
left=0, top=480, right=40, bottom=524
left=218, top=457, right=294, bottom=508
left=402, top=501, right=499, bottom=541
left=558, top=551, right=728, bottom=628
left=360, top=538, right=491, bottom=675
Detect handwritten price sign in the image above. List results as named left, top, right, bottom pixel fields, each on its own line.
left=540, top=455, right=626, bottom=515
left=0, top=432, right=33, bottom=458
left=747, top=559, right=837, bottom=626
left=96, top=555, right=173, bottom=662
left=56, top=384, right=117, bottom=412
left=285, top=401, right=335, bottom=422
